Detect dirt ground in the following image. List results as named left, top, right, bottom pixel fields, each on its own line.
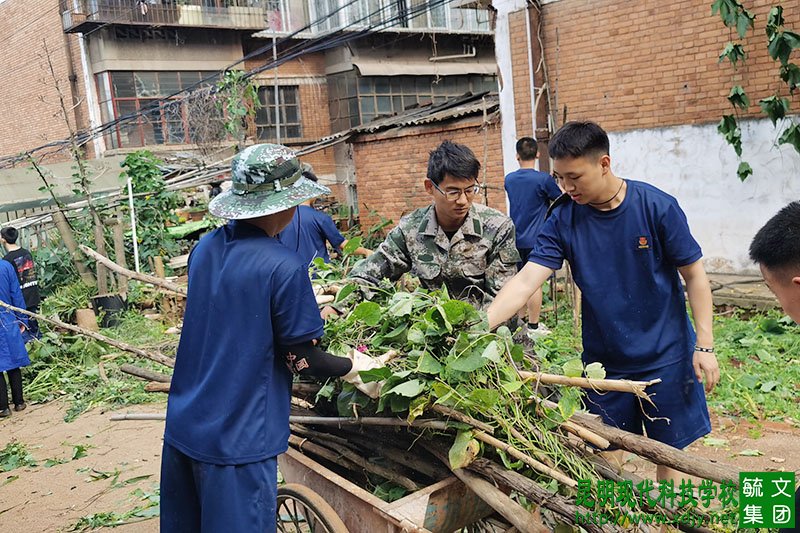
left=1, top=401, right=798, bottom=532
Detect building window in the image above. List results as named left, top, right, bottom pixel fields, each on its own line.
left=327, top=71, right=497, bottom=132
left=95, top=71, right=222, bottom=149
left=256, top=86, right=302, bottom=141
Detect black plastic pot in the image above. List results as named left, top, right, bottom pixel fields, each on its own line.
left=91, top=294, right=127, bottom=328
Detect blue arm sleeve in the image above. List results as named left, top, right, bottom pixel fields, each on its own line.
left=271, top=263, right=325, bottom=346
left=529, top=214, right=565, bottom=271
left=3, top=263, right=28, bottom=326
left=659, top=201, right=703, bottom=267
left=318, top=212, right=346, bottom=250
left=544, top=178, right=562, bottom=201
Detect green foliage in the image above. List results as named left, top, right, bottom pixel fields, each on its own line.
left=717, top=115, right=742, bottom=157
left=727, top=85, right=749, bottom=110
left=70, top=487, right=160, bottom=531
left=215, top=70, right=259, bottom=147
left=737, top=161, right=753, bottom=181
left=32, top=244, right=80, bottom=297
left=0, top=442, right=38, bottom=472
left=719, top=42, right=746, bottom=66
left=24, top=311, right=171, bottom=421
left=778, top=122, right=800, bottom=153
left=121, top=151, right=183, bottom=268
left=759, top=95, right=790, bottom=126
left=40, top=281, right=97, bottom=322
left=711, top=0, right=755, bottom=38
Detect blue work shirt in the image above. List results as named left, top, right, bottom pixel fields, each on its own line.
left=278, top=205, right=346, bottom=266
left=530, top=180, right=702, bottom=373
left=504, top=168, right=562, bottom=249
left=0, top=261, right=29, bottom=373
left=164, top=220, right=324, bottom=465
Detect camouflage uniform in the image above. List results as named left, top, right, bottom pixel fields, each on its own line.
left=349, top=203, right=520, bottom=304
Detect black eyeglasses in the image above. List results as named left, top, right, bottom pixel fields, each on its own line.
left=432, top=182, right=481, bottom=202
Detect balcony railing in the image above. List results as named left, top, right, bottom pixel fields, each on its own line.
left=61, top=0, right=490, bottom=35
left=60, top=0, right=296, bottom=33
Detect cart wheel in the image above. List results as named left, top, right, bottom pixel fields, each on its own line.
left=276, top=483, right=349, bottom=533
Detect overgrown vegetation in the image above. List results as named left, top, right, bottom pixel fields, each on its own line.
left=70, top=486, right=160, bottom=531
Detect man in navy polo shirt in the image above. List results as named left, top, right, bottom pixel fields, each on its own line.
left=487, top=121, right=719, bottom=483
left=504, top=137, right=562, bottom=336
left=160, top=144, right=387, bottom=533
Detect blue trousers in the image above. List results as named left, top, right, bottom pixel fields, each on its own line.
left=160, top=442, right=277, bottom=533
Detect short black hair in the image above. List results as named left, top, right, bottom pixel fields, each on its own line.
left=302, top=169, right=318, bottom=183
left=427, top=140, right=480, bottom=185
left=549, top=121, right=610, bottom=160
left=750, top=201, right=800, bottom=273
left=0, top=227, right=18, bottom=244
left=516, top=137, right=538, bottom=161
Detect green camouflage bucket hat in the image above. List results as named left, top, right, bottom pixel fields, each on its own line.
left=209, top=144, right=330, bottom=219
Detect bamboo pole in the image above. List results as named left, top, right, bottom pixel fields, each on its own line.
left=79, top=245, right=187, bottom=296
left=519, top=370, right=659, bottom=402
left=0, top=301, right=174, bottom=368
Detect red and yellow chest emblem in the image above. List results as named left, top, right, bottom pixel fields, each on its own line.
left=638, top=236, right=650, bottom=249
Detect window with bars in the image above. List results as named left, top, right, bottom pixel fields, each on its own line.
left=95, top=71, right=222, bottom=149
left=327, top=71, right=498, bottom=132
left=255, top=86, right=302, bottom=141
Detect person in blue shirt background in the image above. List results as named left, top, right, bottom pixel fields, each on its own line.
left=503, top=137, right=563, bottom=337
left=278, top=166, right=371, bottom=266
left=487, top=121, right=719, bottom=484
left=0, top=259, right=29, bottom=418
left=160, top=144, right=390, bottom=533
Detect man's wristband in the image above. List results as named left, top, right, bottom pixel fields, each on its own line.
left=694, top=346, right=715, bottom=353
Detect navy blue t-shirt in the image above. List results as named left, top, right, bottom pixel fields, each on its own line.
left=530, top=180, right=702, bottom=372
left=504, top=168, right=562, bottom=249
left=277, top=205, right=346, bottom=266
left=164, top=221, right=324, bottom=465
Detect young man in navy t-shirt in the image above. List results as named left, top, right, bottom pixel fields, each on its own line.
left=488, top=121, right=719, bottom=483
left=504, top=137, right=562, bottom=336
left=161, top=144, right=389, bottom=533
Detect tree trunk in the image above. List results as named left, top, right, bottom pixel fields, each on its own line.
left=53, top=210, right=95, bottom=286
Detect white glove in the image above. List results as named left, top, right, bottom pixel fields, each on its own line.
left=341, top=349, right=397, bottom=399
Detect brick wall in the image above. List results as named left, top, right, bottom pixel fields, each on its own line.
left=509, top=9, right=534, bottom=139
left=538, top=0, right=800, bottom=132
left=0, top=0, right=92, bottom=164
left=351, top=116, right=505, bottom=231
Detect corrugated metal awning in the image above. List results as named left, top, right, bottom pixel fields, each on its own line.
left=352, top=56, right=497, bottom=76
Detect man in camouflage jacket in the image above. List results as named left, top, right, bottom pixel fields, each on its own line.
left=340, top=141, right=519, bottom=308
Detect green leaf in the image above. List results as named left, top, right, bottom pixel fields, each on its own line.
left=334, top=283, right=356, bottom=304
left=385, top=379, right=425, bottom=398
left=449, top=430, right=480, bottom=469
left=416, top=352, right=443, bottom=375
left=496, top=449, right=523, bottom=469
left=352, top=301, right=383, bottom=326
left=1, top=475, right=18, bottom=486
left=407, top=325, right=426, bottom=345
left=759, top=96, right=790, bottom=126
left=439, top=300, right=479, bottom=326
left=407, top=395, right=429, bottom=423
left=780, top=64, right=800, bottom=92
left=759, top=381, right=779, bottom=392
left=767, top=5, right=784, bottom=36
left=468, top=388, right=500, bottom=409
left=500, top=380, right=524, bottom=393
left=481, top=340, right=501, bottom=363
left=447, top=349, right=488, bottom=372
left=719, top=42, right=746, bottom=66
left=359, top=366, right=392, bottom=383
left=584, top=362, right=606, bottom=380
left=342, top=236, right=362, bottom=256
left=755, top=349, right=776, bottom=363
left=737, top=161, right=753, bottom=182
left=778, top=123, right=800, bottom=156
left=718, top=115, right=742, bottom=156
left=768, top=33, right=795, bottom=66
left=72, top=445, right=89, bottom=461
left=727, top=85, right=749, bottom=110
left=735, top=8, right=754, bottom=39
left=702, top=436, right=729, bottom=448
left=562, top=358, right=584, bottom=378
left=738, top=374, right=759, bottom=390
left=387, top=292, right=414, bottom=317
left=737, top=449, right=764, bottom=457
left=509, top=343, right=524, bottom=363
left=557, top=388, right=580, bottom=419
left=336, top=387, right=371, bottom=416
left=758, top=317, right=786, bottom=333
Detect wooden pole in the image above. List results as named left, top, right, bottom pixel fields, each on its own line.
left=154, top=256, right=166, bottom=279
left=53, top=210, right=95, bottom=286
left=519, top=370, right=659, bottom=402
left=79, top=245, right=186, bottom=296
left=0, top=301, right=174, bottom=368
left=120, top=364, right=171, bottom=383
left=92, top=211, right=110, bottom=295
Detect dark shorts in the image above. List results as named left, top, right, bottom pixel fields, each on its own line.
left=584, top=357, right=712, bottom=450
left=160, top=442, right=278, bottom=533
left=516, top=248, right=532, bottom=271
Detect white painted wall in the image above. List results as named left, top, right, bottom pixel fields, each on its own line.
left=491, top=0, right=528, bottom=176
left=608, top=119, right=800, bottom=274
